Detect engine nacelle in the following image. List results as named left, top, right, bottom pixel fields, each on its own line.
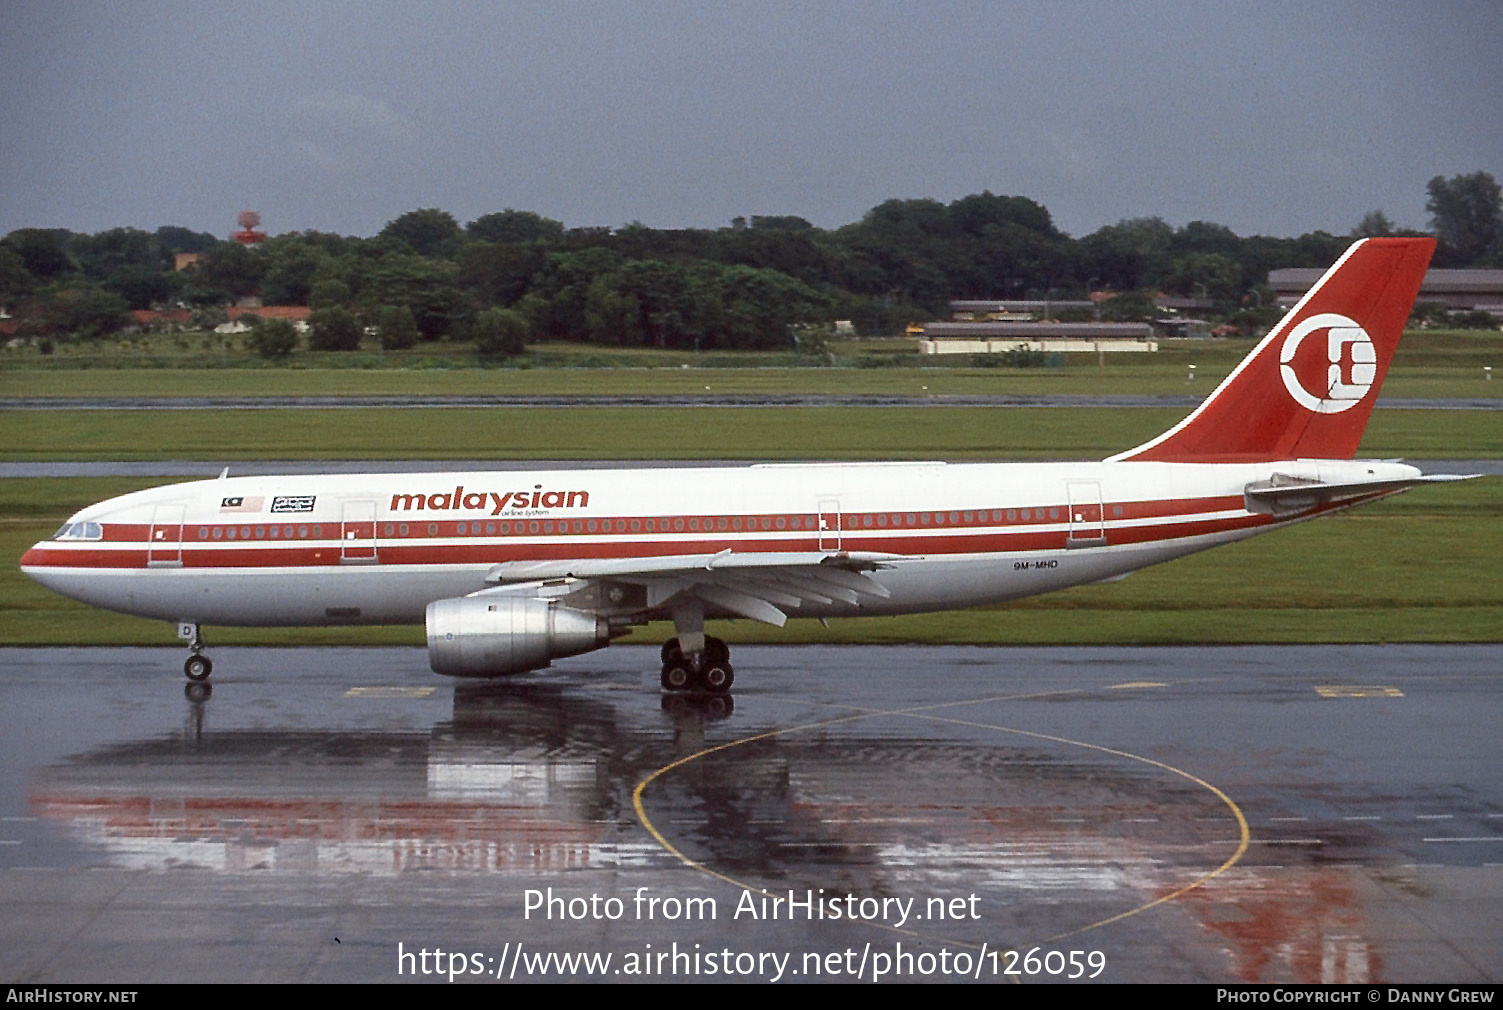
left=426, top=596, right=610, bottom=678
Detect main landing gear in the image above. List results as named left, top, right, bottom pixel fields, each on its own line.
left=659, top=636, right=734, bottom=695
left=178, top=622, right=212, bottom=682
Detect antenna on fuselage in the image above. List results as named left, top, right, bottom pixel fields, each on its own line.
left=218, top=467, right=229, bottom=479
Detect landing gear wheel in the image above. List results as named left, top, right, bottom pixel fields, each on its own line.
left=184, top=654, right=212, bottom=681
left=698, top=664, right=734, bottom=694
left=704, top=636, right=730, bottom=666
left=661, top=665, right=692, bottom=692
left=661, top=638, right=683, bottom=665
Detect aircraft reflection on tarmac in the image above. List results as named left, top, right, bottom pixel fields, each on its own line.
left=25, top=667, right=1390, bottom=983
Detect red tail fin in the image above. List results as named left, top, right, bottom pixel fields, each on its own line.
left=1109, top=237, right=1435, bottom=463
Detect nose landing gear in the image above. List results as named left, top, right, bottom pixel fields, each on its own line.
left=178, top=622, right=212, bottom=681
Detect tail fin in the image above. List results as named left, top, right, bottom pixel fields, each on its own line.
left=1108, top=237, right=1435, bottom=463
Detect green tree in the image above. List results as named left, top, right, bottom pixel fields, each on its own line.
left=1165, top=252, right=1243, bottom=302
left=0, top=246, right=33, bottom=305
left=21, top=282, right=129, bottom=339
left=1352, top=210, right=1396, bottom=238
left=363, top=253, right=463, bottom=339
left=308, top=278, right=352, bottom=309
left=379, top=208, right=461, bottom=259
left=1426, top=172, right=1502, bottom=265
left=259, top=237, right=328, bottom=305
left=72, top=227, right=163, bottom=281
left=196, top=242, right=265, bottom=299
left=375, top=304, right=419, bottom=350
left=308, top=306, right=362, bottom=351
left=456, top=242, right=545, bottom=307
left=3, top=228, right=75, bottom=280
left=472, top=306, right=529, bottom=358
left=154, top=226, right=219, bottom=255
left=466, top=209, right=564, bottom=245
left=1079, top=218, right=1175, bottom=292
left=105, top=265, right=176, bottom=309
left=250, top=318, right=299, bottom=359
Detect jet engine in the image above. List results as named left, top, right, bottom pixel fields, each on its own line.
left=426, top=596, right=610, bottom=677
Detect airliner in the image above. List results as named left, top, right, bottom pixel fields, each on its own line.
left=21, top=238, right=1469, bottom=693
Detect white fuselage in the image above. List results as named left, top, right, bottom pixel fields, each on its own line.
left=21, top=457, right=1412, bottom=628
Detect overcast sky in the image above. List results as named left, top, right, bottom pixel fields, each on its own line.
left=3, top=1, right=1499, bottom=242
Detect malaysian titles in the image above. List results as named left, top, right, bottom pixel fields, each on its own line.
left=390, top=484, right=589, bottom=516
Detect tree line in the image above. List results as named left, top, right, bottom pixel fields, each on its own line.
left=2, top=172, right=1498, bottom=351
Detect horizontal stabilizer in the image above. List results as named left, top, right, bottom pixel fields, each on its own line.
left=1244, top=472, right=1478, bottom=518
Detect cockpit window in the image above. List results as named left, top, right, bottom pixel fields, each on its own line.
left=54, top=522, right=103, bottom=541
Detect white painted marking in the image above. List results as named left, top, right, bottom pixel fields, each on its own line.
left=344, top=686, right=436, bottom=698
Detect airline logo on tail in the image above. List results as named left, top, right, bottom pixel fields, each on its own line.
left=1279, top=312, right=1375, bottom=413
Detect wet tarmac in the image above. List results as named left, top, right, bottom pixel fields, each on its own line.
left=1, top=644, right=1498, bottom=984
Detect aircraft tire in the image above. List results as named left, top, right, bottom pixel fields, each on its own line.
left=661, top=665, right=692, bottom=692
left=704, top=637, right=730, bottom=666
left=699, top=664, right=734, bottom=694
left=184, top=654, right=212, bottom=681
left=661, top=639, right=683, bottom=665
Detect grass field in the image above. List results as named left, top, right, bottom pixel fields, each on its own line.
left=2, top=405, right=1498, bottom=462
left=2, top=331, right=1499, bottom=401
left=3, top=329, right=1499, bottom=649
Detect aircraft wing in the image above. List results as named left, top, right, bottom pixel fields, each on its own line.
left=482, top=550, right=920, bottom=626
left=1244, top=472, right=1479, bottom=517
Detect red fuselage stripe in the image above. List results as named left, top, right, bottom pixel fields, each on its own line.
left=25, top=503, right=1284, bottom=571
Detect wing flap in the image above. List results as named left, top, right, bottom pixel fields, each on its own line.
left=483, top=549, right=915, bottom=627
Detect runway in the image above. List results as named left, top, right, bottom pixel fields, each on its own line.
left=1, top=645, right=1498, bottom=983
